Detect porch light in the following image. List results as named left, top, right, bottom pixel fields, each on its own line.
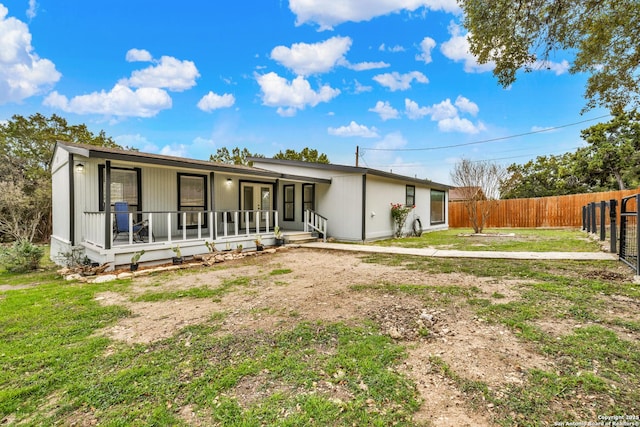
left=226, top=178, right=232, bottom=185
left=75, top=163, right=85, bottom=173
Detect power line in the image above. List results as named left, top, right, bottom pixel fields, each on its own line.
left=360, top=114, right=610, bottom=152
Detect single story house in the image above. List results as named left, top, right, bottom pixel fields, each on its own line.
left=50, top=141, right=450, bottom=269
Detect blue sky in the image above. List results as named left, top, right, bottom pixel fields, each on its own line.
left=0, top=0, right=609, bottom=184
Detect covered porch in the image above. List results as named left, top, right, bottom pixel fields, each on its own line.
left=80, top=208, right=280, bottom=268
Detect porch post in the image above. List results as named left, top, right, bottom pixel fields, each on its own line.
left=105, top=161, right=111, bottom=250
left=69, top=153, right=75, bottom=246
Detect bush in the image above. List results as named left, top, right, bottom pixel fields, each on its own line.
left=0, top=240, right=44, bottom=273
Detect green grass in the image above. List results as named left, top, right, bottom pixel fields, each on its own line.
left=0, top=257, right=420, bottom=425
left=372, top=227, right=602, bottom=252
left=2, top=245, right=639, bottom=426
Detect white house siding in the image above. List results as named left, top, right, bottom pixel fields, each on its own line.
left=318, top=174, right=363, bottom=241
left=50, top=148, right=71, bottom=261
left=365, top=175, right=406, bottom=240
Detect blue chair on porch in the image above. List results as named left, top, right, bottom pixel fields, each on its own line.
left=113, top=202, right=151, bottom=242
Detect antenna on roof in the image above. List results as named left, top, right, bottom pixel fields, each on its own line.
left=355, top=145, right=359, bottom=167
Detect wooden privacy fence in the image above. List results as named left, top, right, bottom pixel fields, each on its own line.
left=448, top=188, right=640, bottom=228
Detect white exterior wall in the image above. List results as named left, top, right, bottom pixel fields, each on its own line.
left=364, top=176, right=405, bottom=240
left=50, top=147, right=72, bottom=261
left=318, top=174, right=363, bottom=241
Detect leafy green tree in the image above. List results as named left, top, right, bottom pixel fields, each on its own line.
left=273, top=147, right=330, bottom=164
left=0, top=113, right=119, bottom=242
left=500, top=152, right=586, bottom=199
left=576, top=110, right=640, bottom=190
left=209, top=147, right=264, bottom=166
left=460, top=0, right=640, bottom=111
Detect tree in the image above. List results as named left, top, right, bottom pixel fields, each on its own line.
left=209, top=147, right=264, bottom=166
left=576, top=110, right=640, bottom=190
left=460, top=0, right=640, bottom=112
left=0, top=113, right=120, bottom=242
left=500, top=152, right=586, bottom=199
left=450, top=159, right=509, bottom=233
left=273, top=148, right=330, bottom=164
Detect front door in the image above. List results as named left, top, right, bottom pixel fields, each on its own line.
left=240, top=182, right=273, bottom=229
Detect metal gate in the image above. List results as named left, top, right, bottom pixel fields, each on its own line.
left=619, top=194, right=640, bottom=273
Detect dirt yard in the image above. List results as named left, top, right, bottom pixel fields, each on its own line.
left=94, top=247, right=636, bottom=426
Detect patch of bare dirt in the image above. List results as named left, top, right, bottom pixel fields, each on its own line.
left=91, top=247, right=635, bottom=426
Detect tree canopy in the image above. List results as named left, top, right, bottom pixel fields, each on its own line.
left=273, top=148, right=329, bottom=164
left=211, top=147, right=330, bottom=165
left=461, top=0, right=640, bottom=112
left=501, top=111, right=640, bottom=198
left=209, top=147, right=264, bottom=166
left=0, top=113, right=120, bottom=242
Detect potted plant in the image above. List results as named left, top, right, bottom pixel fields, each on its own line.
left=130, top=250, right=145, bottom=271
left=235, top=244, right=243, bottom=254
left=274, top=226, right=284, bottom=246
left=171, top=245, right=183, bottom=265
left=254, top=235, right=264, bottom=251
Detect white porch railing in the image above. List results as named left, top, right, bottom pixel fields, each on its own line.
left=304, top=209, right=328, bottom=242
left=82, top=209, right=279, bottom=248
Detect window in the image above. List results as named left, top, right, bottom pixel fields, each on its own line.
left=406, top=185, right=415, bottom=207
left=283, top=185, right=295, bottom=221
left=302, top=184, right=315, bottom=216
left=430, top=190, right=445, bottom=225
left=178, top=173, right=207, bottom=228
left=99, top=166, right=141, bottom=218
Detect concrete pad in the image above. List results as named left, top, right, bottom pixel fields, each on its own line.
left=300, top=242, right=618, bottom=261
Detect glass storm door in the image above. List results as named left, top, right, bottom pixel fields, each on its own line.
left=240, top=183, right=273, bottom=229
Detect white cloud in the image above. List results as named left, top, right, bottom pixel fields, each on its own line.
left=454, top=95, right=478, bottom=116
left=256, top=72, right=340, bottom=116
left=404, top=96, right=485, bottom=133
left=346, top=60, right=390, bottom=71
left=126, top=48, right=153, bottom=62
left=379, top=43, right=405, bottom=52
left=43, top=84, right=172, bottom=118
left=438, top=116, right=485, bottom=133
left=415, top=36, right=436, bottom=63
left=404, top=98, right=429, bottom=119
left=328, top=121, right=379, bottom=138
left=159, top=144, right=188, bottom=157
left=270, top=36, right=352, bottom=76
left=197, top=91, right=235, bottom=112
left=26, top=0, right=37, bottom=19
left=122, top=55, right=200, bottom=91
left=289, top=0, right=460, bottom=30
left=531, top=125, right=557, bottom=133
left=369, top=100, right=399, bottom=121
left=0, top=4, right=60, bottom=104
left=354, top=80, right=372, bottom=93
left=440, top=22, right=494, bottom=73
left=534, top=59, right=570, bottom=75
left=373, top=71, right=428, bottom=91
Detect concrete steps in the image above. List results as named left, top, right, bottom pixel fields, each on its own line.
left=284, top=231, right=319, bottom=244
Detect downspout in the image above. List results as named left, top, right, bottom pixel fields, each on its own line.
left=104, top=161, right=111, bottom=250
left=69, top=153, right=75, bottom=245
left=361, top=174, right=367, bottom=242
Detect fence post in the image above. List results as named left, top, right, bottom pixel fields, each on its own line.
left=585, top=205, right=591, bottom=232
left=609, top=199, right=617, bottom=253
left=590, top=202, right=597, bottom=234
left=599, top=200, right=606, bottom=241
left=582, top=206, right=586, bottom=230
left=636, top=195, right=640, bottom=273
